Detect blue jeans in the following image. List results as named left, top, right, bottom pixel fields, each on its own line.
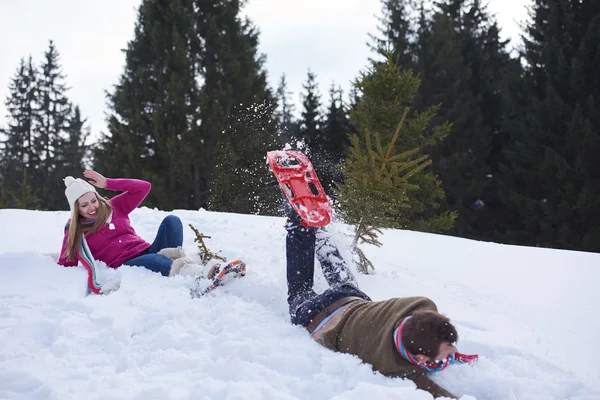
left=123, top=215, right=183, bottom=276
left=285, top=211, right=371, bottom=326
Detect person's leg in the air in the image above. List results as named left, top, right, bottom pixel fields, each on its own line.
left=285, top=217, right=319, bottom=324
left=285, top=210, right=371, bottom=327
left=315, top=227, right=358, bottom=288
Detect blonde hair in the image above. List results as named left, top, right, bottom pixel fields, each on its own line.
left=62, top=194, right=113, bottom=261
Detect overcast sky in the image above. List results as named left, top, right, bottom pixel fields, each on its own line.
left=0, top=0, right=530, bottom=141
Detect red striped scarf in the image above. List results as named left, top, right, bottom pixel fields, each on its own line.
left=65, top=219, right=103, bottom=294
left=393, top=316, right=479, bottom=373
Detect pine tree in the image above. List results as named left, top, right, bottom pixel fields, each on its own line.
left=36, top=41, right=71, bottom=165
left=0, top=182, right=9, bottom=208
left=298, top=70, right=323, bottom=149
left=35, top=40, right=73, bottom=210
left=98, top=0, right=280, bottom=213
left=1, top=44, right=86, bottom=210
left=11, top=168, right=42, bottom=210
left=296, top=70, right=340, bottom=195
left=275, top=74, right=299, bottom=141
left=370, top=0, right=418, bottom=68
left=503, top=0, right=600, bottom=251
left=346, top=57, right=456, bottom=232
left=201, top=0, right=282, bottom=214
left=336, top=108, right=433, bottom=273
left=0, top=57, right=39, bottom=198
left=371, top=0, right=523, bottom=241
left=97, top=0, right=200, bottom=210
left=210, top=100, right=281, bottom=215
left=318, top=83, right=351, bottom=193
left=407, top=0, right=516, bottom=240
left=346, top=85, right=361, bottom=136
left=56, top=106, right=90, bottom=176
left=322, top=84, right=350, bottom=160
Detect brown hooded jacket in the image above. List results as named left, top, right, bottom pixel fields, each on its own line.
left=313, top=296, right=457, bottom=399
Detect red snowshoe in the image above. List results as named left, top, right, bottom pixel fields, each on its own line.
left=266, top=150, right=332, bottom=228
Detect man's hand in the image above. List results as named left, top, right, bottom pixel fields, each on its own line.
left=410, top=372, right=458, bottom=399
left=83, top=170, right=107, bottom=189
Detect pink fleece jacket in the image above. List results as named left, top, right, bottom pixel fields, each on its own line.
left=58, top=178, right=152, bottom=269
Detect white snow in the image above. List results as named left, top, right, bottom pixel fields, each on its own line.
left=0, top=207, right=599, bottom=400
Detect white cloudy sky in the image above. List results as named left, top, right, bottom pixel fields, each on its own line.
left=0, top=0, right=530, bottom=141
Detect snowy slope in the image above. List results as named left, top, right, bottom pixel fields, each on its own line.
left=0, top=208, right=598, bottom=400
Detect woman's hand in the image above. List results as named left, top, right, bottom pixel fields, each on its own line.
left=83, top=170, right=107, bottom=189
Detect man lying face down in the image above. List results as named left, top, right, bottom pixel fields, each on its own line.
left=283, top=204, right=477, bottom=399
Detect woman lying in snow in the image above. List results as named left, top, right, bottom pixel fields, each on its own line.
left=57, top=170, right=245, bottom=295
left=57, top=170, right=192, bottom=278
left=282, top=197, right=478, bottom=399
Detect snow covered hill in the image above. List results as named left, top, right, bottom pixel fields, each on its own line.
left=1, top=207, right=599, bottom=400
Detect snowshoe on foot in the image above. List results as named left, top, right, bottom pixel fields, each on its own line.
left=266, top=150, right=332, bottom=227
left=191, top=260, right=247, bottom=297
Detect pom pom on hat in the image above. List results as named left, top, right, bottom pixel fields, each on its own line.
left=64, top=176, right=97, bottom=210
left=64, top=176, right=76, bottom=187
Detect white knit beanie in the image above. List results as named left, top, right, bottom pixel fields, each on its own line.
left=64, top=176, right=97, bottom=210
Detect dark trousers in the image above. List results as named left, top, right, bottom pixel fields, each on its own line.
left=285, top=216, right=371, bottom=326
left=123, top=215, right=183, bottom=276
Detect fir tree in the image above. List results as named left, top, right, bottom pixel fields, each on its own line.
left=97, top=0, right=200, bottom=210
left=200, top=0, right=282, bottom=214
left=11, top=168, right=42, bottom=210
left=319, top=83, right=351, bottom=193
left=275, top=74, right=299, bottom=141
left=99, top=0, right=280, bottom=213
left=336, top=108, right=433, bottom=273
left=346, top=57, right=456, bottom=233
left=35, top=40, right=73, bottom=210
left=56, top=106, right=90, bottom=176
left=0, top=57, right=38, bottom=198
left=370, top=0, right=418, bottom=68
left=298, top=70, right=323, bottom=149
left=211, top=101, right=280, bottom=215
left=36, top=41, right=71, bottom=165
left=346, top=85, right=361, bottom=137
left=296, top=70, right=342, bottom=194
left=0, top=182, right=9, bottom=208
left=371, top=0, right=523, bottom=242
left=409, top=0, right=516, bottom=240
left=322, top=84, right=350, bottom=161
left=503, top=0, right=600, bottom=251
left=1, top=44, right=86, bottom=210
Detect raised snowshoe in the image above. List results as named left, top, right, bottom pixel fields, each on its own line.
left=266, top=150, right=332, bottom=228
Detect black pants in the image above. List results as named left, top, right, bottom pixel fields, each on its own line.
left=285, top=209, right=371, bottom=326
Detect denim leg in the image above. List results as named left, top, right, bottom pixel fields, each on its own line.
left=286, top=220, right=317, bottom=313
left=282, top=191, right=357, bottom=289
left=123, top=253, right=173, bottom=276
left=282, top=191, right=370, bottom=325
left=147, top=215, right=183, bottom=254
left=292, top=285, right=372, bottom=326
